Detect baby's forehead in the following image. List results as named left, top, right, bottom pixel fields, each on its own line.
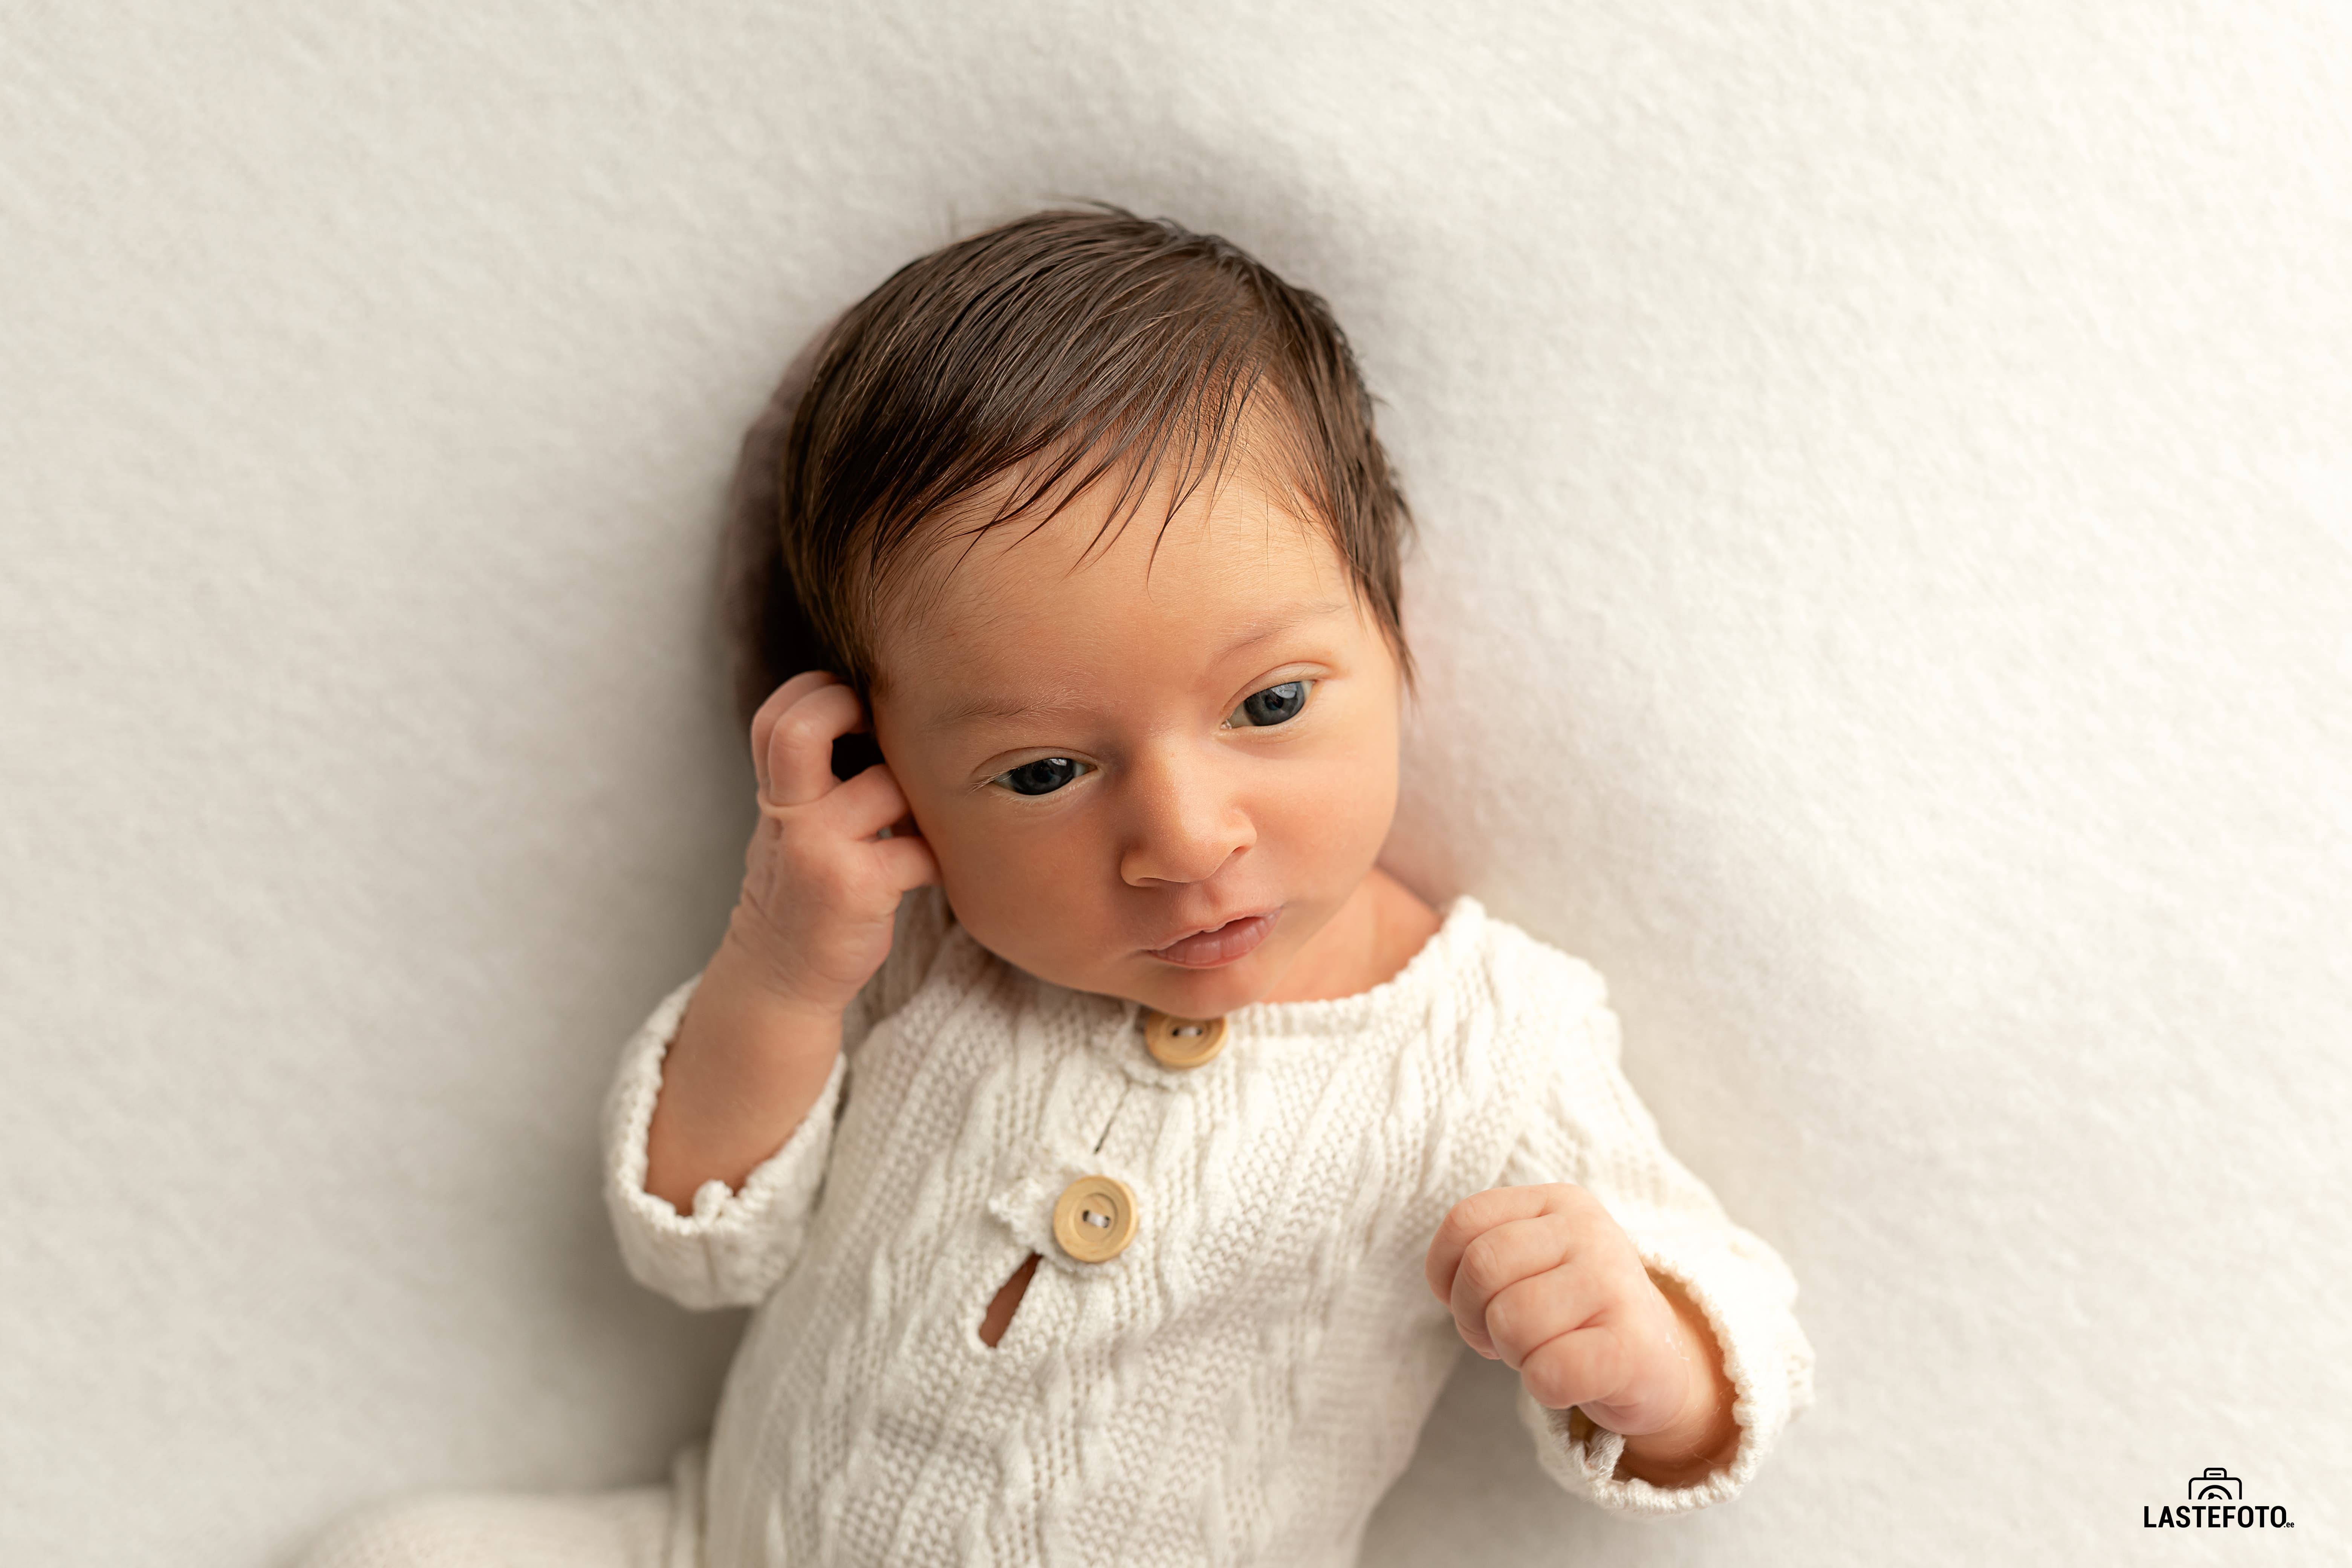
left=870, top=463, right=1355, bottom=701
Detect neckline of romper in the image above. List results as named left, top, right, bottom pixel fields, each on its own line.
left=1101, top=894, right=1489, bottom=1078
left=1222, top=892, right=1484, bottom=1039
left=924, top=895, right=1487, bottom=1081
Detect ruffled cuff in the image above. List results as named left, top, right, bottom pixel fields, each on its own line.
left=600, top=976, right=846, bottom=1311
left=1520, top=1229, right=1816, bottom=1517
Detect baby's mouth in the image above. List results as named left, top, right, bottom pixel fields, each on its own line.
left=1147, top=913, right=1275, bottom=968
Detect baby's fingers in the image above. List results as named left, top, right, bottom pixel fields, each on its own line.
left=820, top=762, right=918, bottom=843
left=1426, top=1184, right=1585, bottom=1304
left=750, top=672, right=840, bottom=795
left=1482, top=1265, right=1607, bottom=1370
left=869, top=831, right=941, bottom=895
left=1516, top=1323, right=1639, bottom=1413
left=1446, top=1216, right=1574, bottom=1357
left=761, top=681, right=867, bottom=809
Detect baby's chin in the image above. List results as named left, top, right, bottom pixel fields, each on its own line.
left=1113, top=947, right=1294, bottom=1020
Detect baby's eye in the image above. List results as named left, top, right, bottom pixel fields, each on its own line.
left=1227, top=681, right=1313, bottom=729
left=992, top=757, right=1091, bottom=796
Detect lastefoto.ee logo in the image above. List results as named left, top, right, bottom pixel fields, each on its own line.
left=2143, top=1467, right=2294, bottom=1530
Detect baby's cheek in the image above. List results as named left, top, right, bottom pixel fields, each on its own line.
left=928, top=812, right=1114, bottom=981
left=1275, top=744, right=1398, bottom=874
left=1242, top=814, right=1353, bottom=930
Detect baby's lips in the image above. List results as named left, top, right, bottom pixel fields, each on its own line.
left=1145, top=911, right=1275, bottom=967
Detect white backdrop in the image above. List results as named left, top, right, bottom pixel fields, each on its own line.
left=4, top=3, right=2347, bottom=1564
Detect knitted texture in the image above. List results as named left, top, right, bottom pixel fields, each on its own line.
left=291, top=1444, right=705, bottom=1568
left=601, top=893, right=1815, bottom=1567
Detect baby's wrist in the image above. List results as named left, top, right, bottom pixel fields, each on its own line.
left=1601, top=1279, right=1741, bottom=1485
left=1610, top=1395, right=1735, bottom=1479
left=708, top=922, right=858, bottom=1028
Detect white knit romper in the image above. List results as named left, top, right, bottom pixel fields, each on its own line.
left=601, top=889, right=1815, bottom=1568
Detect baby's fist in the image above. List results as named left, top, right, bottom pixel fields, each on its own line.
left=726, top=672, right=939, bottom=1011
left=1424, top=1184, right=1699, bottom=1441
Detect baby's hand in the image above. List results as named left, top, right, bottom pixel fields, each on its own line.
left=1425, top=1185, right=1735, bottom=1476
left=725, top=672, right=939, bottom=1013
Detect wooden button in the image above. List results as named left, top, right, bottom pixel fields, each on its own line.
left=1051, top=1175, right=1138, bottom=1264
left=1142, top=1010, right=1228, bottom=1069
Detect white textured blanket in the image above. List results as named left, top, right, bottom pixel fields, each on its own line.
left=2, top=3, right=2344, bottom=1564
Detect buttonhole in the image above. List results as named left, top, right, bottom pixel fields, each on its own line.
left=979, top=1253, right=1040, bottom=1349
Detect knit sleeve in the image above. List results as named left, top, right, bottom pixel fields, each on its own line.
left=1497, top=968, right=1816, bottom=1518
left=599, top=887, right=954, bottom=1311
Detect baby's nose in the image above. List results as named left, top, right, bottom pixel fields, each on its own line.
left=1116, top=757, right=1253, bottom=886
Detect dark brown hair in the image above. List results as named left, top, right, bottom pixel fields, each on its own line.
left=722, top=206, right=1414, bottom=728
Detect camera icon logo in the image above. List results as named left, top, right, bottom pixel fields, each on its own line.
left=2187, top=1468, right=2242, bottom=1501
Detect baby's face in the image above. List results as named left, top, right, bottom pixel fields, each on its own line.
left=869, top=459, right=1403, bottom=1019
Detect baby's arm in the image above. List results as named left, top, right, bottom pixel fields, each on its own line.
left=603, top=673, right=938, bottom=1309
left=1430, top=959, right=1814, bottom=1517
left=644, top=673, right=937, bottom=1207
left=1427, top=1184, right=1741, bottom=1488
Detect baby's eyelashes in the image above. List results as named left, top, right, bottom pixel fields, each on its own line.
left=993, top=757, right=1091, bottom=796
left=1226, top=681, right=1312, bottom=729
left=986, top=683, right=1313, bottom=794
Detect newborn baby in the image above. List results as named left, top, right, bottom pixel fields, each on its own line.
left=303, top=206, right=1814, bottom=1568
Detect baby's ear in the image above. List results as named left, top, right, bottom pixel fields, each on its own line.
left=830, top=731, right=886, bottom=781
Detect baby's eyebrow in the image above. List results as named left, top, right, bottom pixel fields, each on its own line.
left=1210, top=598, right=1352, bottom=662
left=931, top=688, right=1095, bottom=727
left=928, top=598, right=1352, bottom=729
